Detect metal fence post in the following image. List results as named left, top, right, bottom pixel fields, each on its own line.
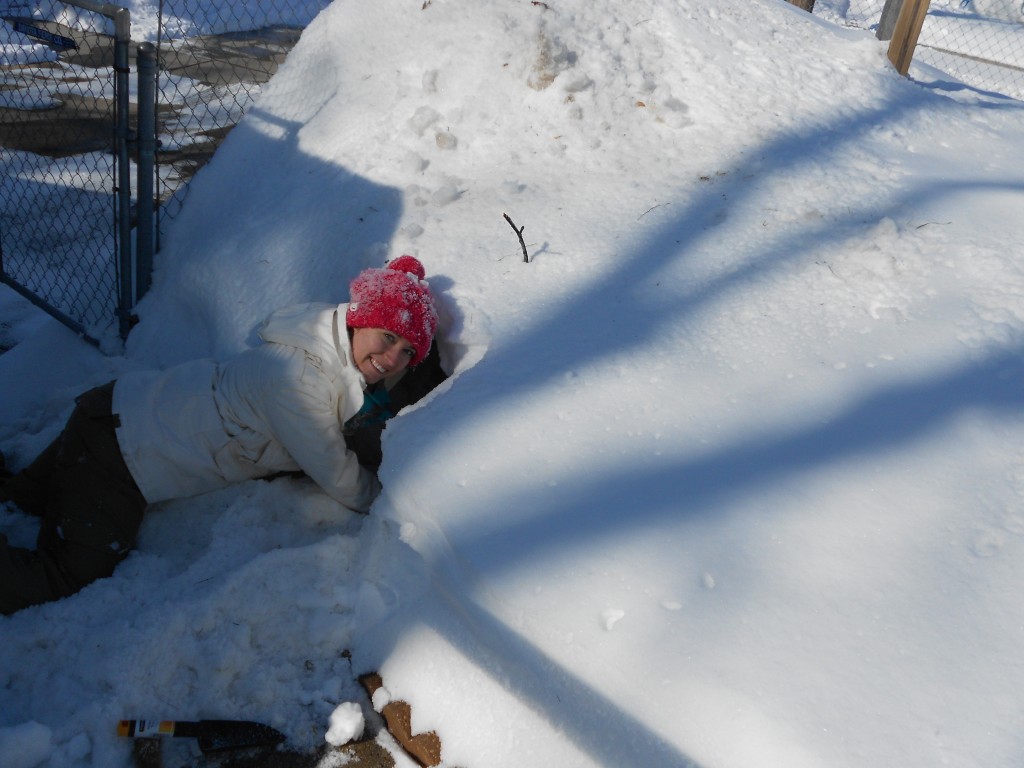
left=110, top=6, right=133, bottom=340
left=135, top=42, right=158, bottom=303
left=877, top=0, right=905, bottom=41
left=74, top=0, right=134, bottom=338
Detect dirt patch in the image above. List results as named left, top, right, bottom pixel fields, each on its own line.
left=160, top=26, right=301, bottom=86
left=0, top=19, right=300, bottom=184
left=2, top=17, right=299, bottom=82
left=0, top=82, right=128, bottom=156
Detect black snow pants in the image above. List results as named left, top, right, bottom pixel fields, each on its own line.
left=0, top=382, right=146, bottom=614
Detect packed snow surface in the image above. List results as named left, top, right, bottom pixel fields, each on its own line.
left=3, top=1, right=1024, bottom=767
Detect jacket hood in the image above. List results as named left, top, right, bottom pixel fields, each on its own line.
left=259, top=302, right=342, bottom=358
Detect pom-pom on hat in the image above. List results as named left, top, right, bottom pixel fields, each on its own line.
left=346, top=255, right=438, bottom=367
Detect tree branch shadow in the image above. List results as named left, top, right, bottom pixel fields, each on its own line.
left=364, top=85, right=1024, bottom=766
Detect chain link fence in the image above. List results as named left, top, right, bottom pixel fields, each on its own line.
left=916, top=0, right=1024, bottom=101
left=824, top=0, right=1024, bottom=101
left=0, top=3, right=128, bottom=345
left=152, top=1, right=329, bottom=218
left=0, top=0, right=328, bottom=347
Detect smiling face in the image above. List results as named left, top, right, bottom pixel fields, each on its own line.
left=350, top=326, right=416, bottom=385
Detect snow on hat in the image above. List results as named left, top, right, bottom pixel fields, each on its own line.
left=346, top=255, right=437, bottom=367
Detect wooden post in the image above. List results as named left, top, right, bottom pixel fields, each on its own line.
left=887, top=0, right=930, bottom=76
left=786, top=0, right=816, bottom=10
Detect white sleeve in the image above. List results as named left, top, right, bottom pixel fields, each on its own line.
left=260, top=352, right=381, bottom=512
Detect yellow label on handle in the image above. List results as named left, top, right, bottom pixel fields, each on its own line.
left=117, top=720, right=176, bottom=738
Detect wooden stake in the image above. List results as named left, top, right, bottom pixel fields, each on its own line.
left=887, top=0, right=931, bottom=76
left=360, top=673, right=442, bottom=767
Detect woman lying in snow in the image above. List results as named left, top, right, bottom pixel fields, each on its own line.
left=0, top=256, right=446, bottom=615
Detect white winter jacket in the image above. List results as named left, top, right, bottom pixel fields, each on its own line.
left=112, top=303, right=381, bottom=511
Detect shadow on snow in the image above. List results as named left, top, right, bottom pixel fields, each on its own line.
left=369, top=86, right=1024, bottom=767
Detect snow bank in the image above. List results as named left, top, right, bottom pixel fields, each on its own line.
left=3, top=0, right=1024, bottom=767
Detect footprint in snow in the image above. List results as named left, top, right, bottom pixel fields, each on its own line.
left=601, top=608, right=625, bottom=630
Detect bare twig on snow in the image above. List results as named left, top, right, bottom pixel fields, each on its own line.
left=503, top=213, right=530, bottom=263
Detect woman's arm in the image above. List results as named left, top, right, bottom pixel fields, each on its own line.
left=260, top=353, right=381, bottom=512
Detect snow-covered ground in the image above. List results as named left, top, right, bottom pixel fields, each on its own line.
left=3, top=0, right=1024, bottom=766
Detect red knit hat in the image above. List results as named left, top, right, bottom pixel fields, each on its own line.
left=346, top=256, right=437, bottom=366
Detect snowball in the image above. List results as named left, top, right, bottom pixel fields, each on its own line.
left=371, top=685, right=392, bottom=712
left=325, top=702, right=364, bottom=746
